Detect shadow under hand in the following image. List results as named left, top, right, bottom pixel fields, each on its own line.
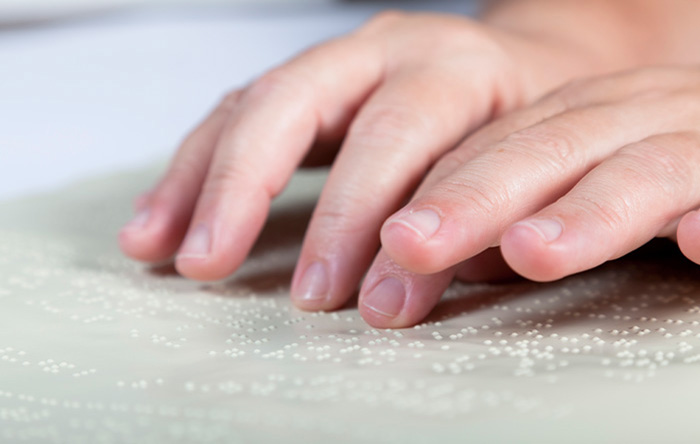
left=246, top=201, right=315, bottom=261
left=426, top=239, right=700, bottom=336
left=189, top=201, right=316, bottom=297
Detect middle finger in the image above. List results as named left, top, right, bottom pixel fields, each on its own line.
left=290, top=63, right=505, bottom=311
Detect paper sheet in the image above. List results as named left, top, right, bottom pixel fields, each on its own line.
left=1, top=165, right=700, bottom=443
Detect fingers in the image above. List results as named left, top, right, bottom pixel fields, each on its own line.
left=349, top=83, right=571, bottom=322
left=404, top=86, right=572, bottom=196
left=392, top=67, right=700, bottom=203
left=502, top=132, right=700, bottom=281
left=289, top=56, right=514, bottom=311
left=357, top=246, right=514, bottom=328
left=119, top=90, right=241, bottom=262
left=358, top=250, right=455, bottom=328
left=358, top=247, right=517, bottom=328
left=380, top=94, right=699, bottom=275
left=359, top=69, right=700, bottom=328
left=173, top=36, right=387, bottom=281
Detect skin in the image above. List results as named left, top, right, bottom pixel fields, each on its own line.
left=119, top=1, right=700, bottom=328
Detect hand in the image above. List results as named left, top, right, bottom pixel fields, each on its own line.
left=117, top=11, right=635, bottom=325
left=363, top=66, right=700, bottom=327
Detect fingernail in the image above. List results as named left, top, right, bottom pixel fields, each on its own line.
left=293, top=261, right=330, bottom=301
left=390, top=208, right=441, bottom=240
left=518, top=218, right=563, bottom=243
left=363, top=277, right=406, bottom=318
left=122, top=208, right=150, bottom=231
left=177, top=223, right=211, bottom=259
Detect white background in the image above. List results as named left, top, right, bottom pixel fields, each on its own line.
left=0, top=1, right=473, bottom=200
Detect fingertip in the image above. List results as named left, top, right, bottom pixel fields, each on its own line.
left=120, top=207, right=151, bottom=238
left=380, top=219, right=420, bottom=262
left=173, top=227, right=246, bottom=282
left=357, top=250, right=454, bottom=328
left=677, top=210, right=700, bottom=264
left=290, top=260, right=345, bottom=312
left=119, top=207, right=183, bottom=263
left=174, top=255, right=229, bottom=282
left=359, top=276, right=407, bottom=328
left=176, top=199, right=277, bottom=282
left=380, top=215, right=444, bottom=274
left=175, top=246, right=248, bottom=282
left=500, top=221, right=569, bottom=282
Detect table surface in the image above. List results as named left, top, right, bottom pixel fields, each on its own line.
left=2, top=162, right=700, bottom=444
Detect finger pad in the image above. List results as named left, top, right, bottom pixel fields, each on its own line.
left=501, top=225, right=567, bottom=282
left=677, top=212, right=700, bottom=264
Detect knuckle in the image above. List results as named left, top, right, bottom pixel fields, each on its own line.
left=433, top=150, right=472, bottom=175
left=501, top=121, right=581, bottom=170
left=617, top=138, right=693, bottom=192
left=246, top=67, right=308, bottom=101
left=152, top=161, right=203, bottom=206
left=626, top=142, right=685, bottom=176
left=201, top=167, right=240, bottom=197
left=313, top=208, right=356, bottom=234
left=360, top=10, right=407, bottom=33
left=312, top=205, right=372, bottom=238
left=552, top=78, right=596, bottom=108
left=201, top=160, right=256, bottom=199
left=348, top=104, right=431, bottom=149
left=433, top=175, right=510, bottom=220
left=568, top=192, right=630, bottom=232
left=165, top=154, right=205, bottom=189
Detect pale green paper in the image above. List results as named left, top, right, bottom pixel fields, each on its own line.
left=1, top=166, right=699, bottom=443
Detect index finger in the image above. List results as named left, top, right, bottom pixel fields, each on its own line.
left=173, top=32, right=386, bottom=280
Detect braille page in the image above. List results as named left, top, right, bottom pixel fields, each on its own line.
left=1, top=165, right=700, bottom=444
